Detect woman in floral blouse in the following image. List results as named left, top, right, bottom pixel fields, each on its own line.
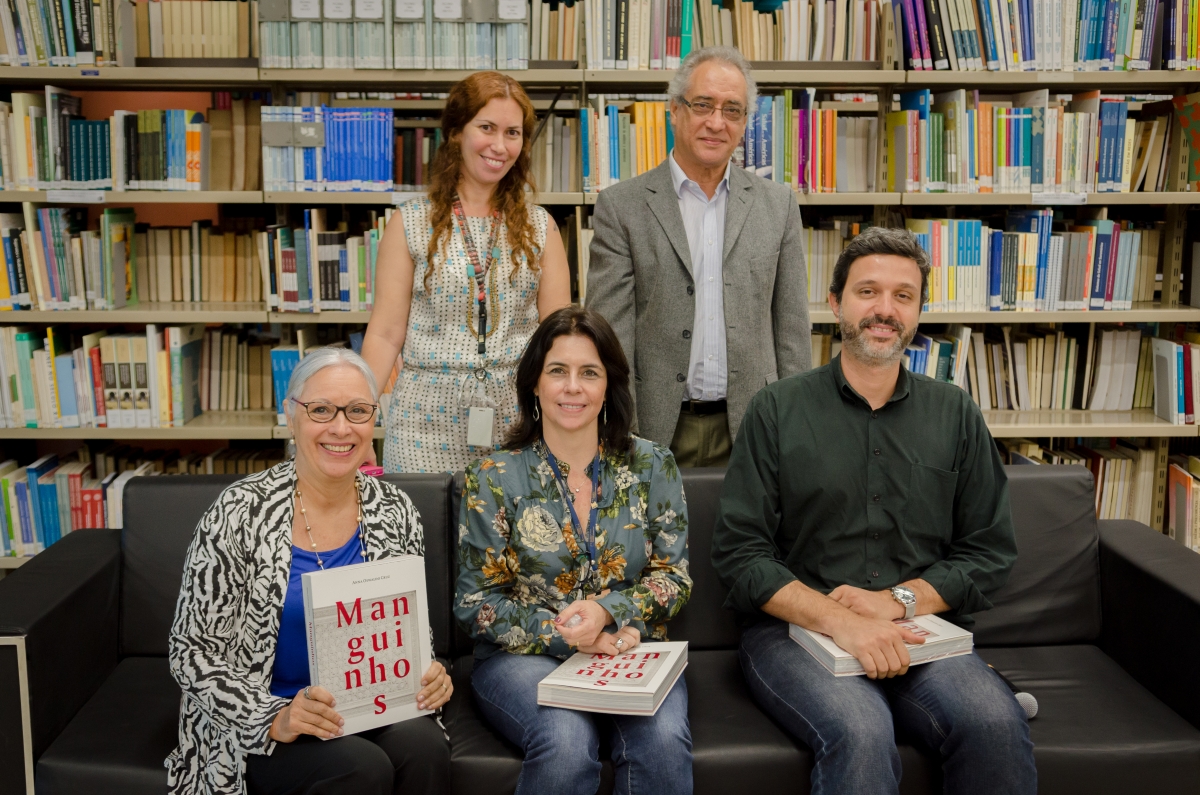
left=454, top=305, right=693, bottom=795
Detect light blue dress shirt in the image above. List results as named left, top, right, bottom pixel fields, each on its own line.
left=668, top=150, right=730, bottom=402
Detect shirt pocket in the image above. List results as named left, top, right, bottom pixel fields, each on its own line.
left=903, top=463, right=959, bottom=542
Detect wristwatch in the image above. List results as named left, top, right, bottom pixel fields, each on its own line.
left=890, top=585, right=917, bottom=620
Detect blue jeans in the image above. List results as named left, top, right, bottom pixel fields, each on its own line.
left=471, top=650, right=693, bottom=795
left=740, top=620, right=1036, bottom=795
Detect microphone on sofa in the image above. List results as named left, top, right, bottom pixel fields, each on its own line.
left=988, top=664, right=1038, bottom=720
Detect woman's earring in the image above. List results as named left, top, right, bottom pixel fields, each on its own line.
left=603, top=402, right=607, bottom=424
left=533, top=399, right=540, bottom=422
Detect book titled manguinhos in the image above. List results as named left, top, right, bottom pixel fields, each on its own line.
left=301, top=555, right=433, bottom=735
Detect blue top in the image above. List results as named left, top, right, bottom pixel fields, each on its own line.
left=270, top=528, right=366, bottom=699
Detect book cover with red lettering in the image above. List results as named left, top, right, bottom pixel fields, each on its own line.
left=537, top=641, right=688, bottom=716
left=301, top=555, right=432, bottom=735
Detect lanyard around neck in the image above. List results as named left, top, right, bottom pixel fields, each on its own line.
left=451, top=196, right=501, bottom=364
left=544, top=449, right=601, bottom=570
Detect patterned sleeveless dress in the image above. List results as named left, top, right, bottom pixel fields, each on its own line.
left=382, top=197, right=546, bottom=474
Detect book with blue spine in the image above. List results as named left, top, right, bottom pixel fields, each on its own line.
left=580, top=107, right=591, bottom=192
left=24, top=454, right=56, bottom=551
left=14, top=477, right=35, bottom=552
left=271, top=345, right=301, bottom=425
left=339, top=245, right=350, bottom=309
left=757, top=95, right=772, bottom=180
left=54, top=352, right=78, bottom=427
left=1076, top=219, right=1114, bottom=310
left=37, top=471, right=58, bottom=546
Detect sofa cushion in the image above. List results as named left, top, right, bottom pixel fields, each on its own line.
left=381, top=474, right=455, bottom=657
left=122, top=476, right=239, bottom=656
left=978, top=645, right=1200, bottom=794
left=36, top=657, right=178, bottom=795
left=669, top=469, right=741, bottom=651
left=444, top=651, right=942, bottom=795
left=973, top=466, right=1102, bottom=646
left=121, top=473, right=457, bottom=658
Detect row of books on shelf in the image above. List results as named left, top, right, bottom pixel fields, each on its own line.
left=261, top=105, right=397, bottom=192
left=688, top=0, right=886, bottom=63
left=805, top=212, right=1161, bottom=313
left=885, top=88, right=1190, bottom=195
left=1169, top=453, right=1200, bottom=549
left=0, top=92, right=412, bottom=194
left=4, top=86, right=1196, bottom=199
left=2, top=0, right=1200, bottom=73
left=0, top=92, right=265, bottom=192
left=813, top=322, right=1156, bottom=413
left=1002, top=438, right=1157, bottom=524
left=0, top=208, right=266, bottom=311
left=0, top=445, right=289, bottom=556
left=0, top=323, right=277, bottom=430
left=261, top=0, right=530, bottom=70
left=395, top=124, right=441, bottom=191
left=136, top=0, right=254, bottom=60
left=0, top=203, right=384, bottom=312
left=573, top=88, right=1193, bottom=196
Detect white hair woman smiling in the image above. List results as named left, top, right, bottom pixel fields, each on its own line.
left=167, top=346, right=454, bottom=795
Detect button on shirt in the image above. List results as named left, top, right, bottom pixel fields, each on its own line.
left=711, top=356, right=1017, bottom=628
left=669, top=150, right=729, bottom=402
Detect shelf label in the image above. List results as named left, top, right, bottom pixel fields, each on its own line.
left=354, top=0, right=384, bottom=19
left=324, top=0, right=353, bottom=19
left=497, top=0, right=526, bottom=18
left=46, top=189, right=106, bottom=203
left=291, top=0, right=321, bottom=19
left=394, top=0, right=423, bottom=18
left=79, top=69, right=99, bottom=76
left=433, top=0, right=462, bottom=19
left=1032, top=192, right=1086, bottom=205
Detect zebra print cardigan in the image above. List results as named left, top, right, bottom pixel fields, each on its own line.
left=166, top=460, right=425, bottom=795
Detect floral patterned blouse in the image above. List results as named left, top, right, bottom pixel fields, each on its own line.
left=455, top=436, right=692, bottom=661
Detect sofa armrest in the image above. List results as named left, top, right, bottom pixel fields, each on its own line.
left=1099, top=519, right=1200, bottom=728
left=0, top=528, right=121, bottom=788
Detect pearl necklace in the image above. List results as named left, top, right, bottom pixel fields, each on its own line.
left=296, top=485, right=364, bottom=570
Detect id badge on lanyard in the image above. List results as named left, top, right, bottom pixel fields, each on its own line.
left=454, top=198, right=501, bottom=449
left=462, top=372, right=496, bottom=448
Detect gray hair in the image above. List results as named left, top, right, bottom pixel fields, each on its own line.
left=284, top=346, right=379, bottom=417
left=830, top=227, right=932, bottom=304
left=667, top=46, right=758, bottom=112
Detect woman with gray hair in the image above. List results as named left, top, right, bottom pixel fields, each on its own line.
left=167, top=346, right=452, bottom=795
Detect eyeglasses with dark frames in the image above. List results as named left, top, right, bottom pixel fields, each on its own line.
left=291, top=399, right=379, bottom=424
left=677, top=97, right=748, bottom=122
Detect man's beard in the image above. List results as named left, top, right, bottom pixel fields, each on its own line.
left=837, top=309, right=916, bottom=366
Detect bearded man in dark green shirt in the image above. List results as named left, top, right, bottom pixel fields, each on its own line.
left=712, top=227, right=1035, bottom=795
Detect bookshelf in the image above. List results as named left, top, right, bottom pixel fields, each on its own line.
left=0, top=410, right=277, bottom=440
left=982, top=409, right=1198, bottom=438
left=0, top=58, right=1198, bottom=561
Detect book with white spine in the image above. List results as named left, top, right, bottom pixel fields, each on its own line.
left=789, top=614, right=973, bottom=676
left=538, top=640, right=687, bottom=715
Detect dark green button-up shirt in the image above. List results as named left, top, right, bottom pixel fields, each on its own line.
left=711, top=355, right=1016, bottom=626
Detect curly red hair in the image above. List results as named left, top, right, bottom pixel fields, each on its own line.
left=425, top=71, right=541, bottom=290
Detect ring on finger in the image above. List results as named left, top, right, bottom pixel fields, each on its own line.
left=303, top=686, right=312, bottom=700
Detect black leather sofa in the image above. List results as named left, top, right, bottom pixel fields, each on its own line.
left=2, top=465, right=1200, bottom=794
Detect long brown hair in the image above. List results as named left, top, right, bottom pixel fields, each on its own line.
left=425, top=71, right=540, bottom=290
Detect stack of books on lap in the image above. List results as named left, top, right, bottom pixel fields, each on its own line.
left=790, top=615, right=973, bottom=676
left=537, top=641, right=688, bottom=715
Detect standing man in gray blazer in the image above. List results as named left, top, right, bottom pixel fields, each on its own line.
left=586, top=46, right=811, bottom=467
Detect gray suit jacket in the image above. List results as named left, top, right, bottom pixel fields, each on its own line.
left=586, top=160, right=811, bottom=446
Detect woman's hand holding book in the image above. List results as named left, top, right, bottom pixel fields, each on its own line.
left=270, top=686, right=344, bottom=743
left=416, top=661, right=453, bottom=712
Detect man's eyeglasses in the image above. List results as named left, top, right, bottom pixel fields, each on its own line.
left=678, top=97, right=748, bottom=123
left=292, top=399, right=379, bottom=424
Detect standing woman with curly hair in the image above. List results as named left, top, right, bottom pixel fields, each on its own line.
left=363, top=71, right=572, bottom=474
